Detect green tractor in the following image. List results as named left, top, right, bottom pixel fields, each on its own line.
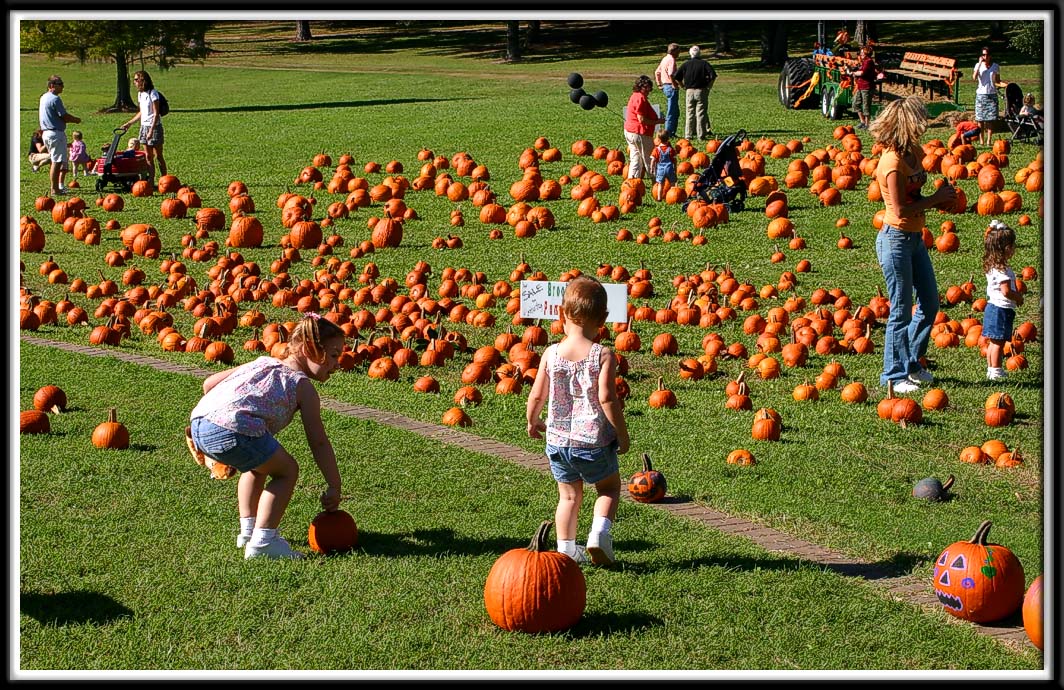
left=778, top=53, right=863, bottom=120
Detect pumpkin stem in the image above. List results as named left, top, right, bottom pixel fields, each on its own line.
left=106, top=407, right=118, bottom=424
left=942, top=475, right=955, bottom=492
left=527, top=520, right=554, bottom=552
left=970, top=520, right=993, bottom=545
left=886, top=380, right=894, bottom=399
left=641, top=452, right=653, bottom=472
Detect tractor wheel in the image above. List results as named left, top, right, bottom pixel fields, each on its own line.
left=779, top=58, right=816, bottom=109
left=821, top=85, right=836, bottom=118
left=826, top=89, right=843, bottom=120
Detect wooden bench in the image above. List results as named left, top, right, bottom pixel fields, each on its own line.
left=887, top=52, right=959, bottom=103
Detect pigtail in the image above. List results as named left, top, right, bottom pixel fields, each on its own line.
left=286, top=312, right=344, bottom=363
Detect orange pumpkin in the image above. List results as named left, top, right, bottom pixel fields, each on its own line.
left=627, top=453, right=667, bottom=503
left=933, top=520, right=1025, bottom=623
left=91, top=408, right=129, bottom=449
left=307, top=509, right=359, bottom=554
left=1023, top=575, right=1043, bottom=650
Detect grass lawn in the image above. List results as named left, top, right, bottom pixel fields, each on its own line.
left=16, top=18, right=1049, bottom=674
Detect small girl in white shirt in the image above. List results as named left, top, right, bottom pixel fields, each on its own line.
left=982, top=220, right=1023, bottom=380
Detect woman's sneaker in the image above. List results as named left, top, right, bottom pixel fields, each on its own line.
left=987, top=367, right=1007, bottom=381
left=244, top=536, right=303, bottom=560
left=586, top=532, right=614, bottom=566
left=908, top=369, right=934, bottom=384
left=891, top=379, right=921, bottom=394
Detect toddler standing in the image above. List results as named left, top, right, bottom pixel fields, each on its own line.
left=650, top=132, right=677, bottom=201
left=68, top=130, right=93, bottom=176
left=187, top=313, right=345, bottom=559
left=526, top=277, right=630, bottom=566
left=982, top=220, right=1023, bottom=380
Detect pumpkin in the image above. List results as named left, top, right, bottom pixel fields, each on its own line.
left=627, top=452, right=667, bottom=503
left=921, top=388, right=949, bottom=411
left=933, top=520, right=1025, bottom=623
left=20, top=410, right=50, bottom=435
left=890, top=397, right=923, bottom=427
left=483, top=520, right=586, bottom=633
left=33, top=385, right=67, bottom=413
left=442, top=406, right=472, bottom=427
left=839, top=381, right=868, bottom=404
left=1022, top=575, right=1043, bottom=650
left=307, top=509, right=359, bottom=555
left=959, top=446, right=988, bottom=464
left=454, top=386, right=483, bottom=407
left=984, top=392, right=1014, bottom=427
left=751, top=408, right=781, bottom=441
left=91, top=407, right=129, bottom=449
left=726, top=449, right=756, bottom=466
left=912, top=475, right=954, bottom=502
left=648, top=377, right=677, bottom=409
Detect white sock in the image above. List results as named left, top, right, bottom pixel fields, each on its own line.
left=240, top=516, right=256, bottom=536
left=591, top=516, right=612, bottom=536
left=249, top=527, right=277, bottom=547
left=557, top=539, right=576, bottom=555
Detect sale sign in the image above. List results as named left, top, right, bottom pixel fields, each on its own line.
left=518, top=281, right=629, bottom=323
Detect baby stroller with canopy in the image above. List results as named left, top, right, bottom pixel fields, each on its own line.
left=1003, top=82, right=1043, bottom=145
left=682, top=128, right=748, bottom=214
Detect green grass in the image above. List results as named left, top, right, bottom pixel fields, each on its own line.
left=18, top=19, right=1046, bottom=671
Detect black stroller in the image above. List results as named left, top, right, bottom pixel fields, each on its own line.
left=1003, top=82, right=1043, bottom=145
left=94, top=128, right=152, bottom=193
left=682, top=128, right=748, bottom=213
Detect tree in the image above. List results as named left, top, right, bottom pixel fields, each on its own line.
left=296, top=21, right=312, bottom=42
left=712, top=22, right=732, bottom=55
left=505, top=21, right=521, bottom=62
left=525, top=20, right=540, bottom=49
left=759, top=22, right=788, bottom=66
left=1009, top=20, right=1043, bottom=57
left=855, top=21, right=867, bottom=47
left=20, top=20, right=211, bottom=112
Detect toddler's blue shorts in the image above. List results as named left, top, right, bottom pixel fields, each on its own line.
left=190, top=417, right=279, bottom=472
left=981, top=303, right=1015, bottom=341
left=547, top=440, right=619, bottom=484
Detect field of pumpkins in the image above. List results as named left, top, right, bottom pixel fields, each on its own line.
left=19, top=83, right=1044, bottom=641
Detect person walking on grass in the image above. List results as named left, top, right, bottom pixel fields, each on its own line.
left=120, top=70, right=167, bottom=183
left=38, top=75, right=81, bottom=196
left=869, top=95, right=958, bottom=395
left=623, top=75, right=664, bottom=180
left=187, top=313, right=345, bottom=560
left=655, top=42, right=681, bottom=138
left=675, top=45, right=717, bottom=142
left=650, top=130, right=677, bottom=201
left=526, top=277, right=630, bottom=566
left=972, top=47, right=1004, bottom=147
left=982, top=220, right=1022, bottom=381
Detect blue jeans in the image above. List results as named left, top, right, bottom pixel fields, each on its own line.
left=190, top=417, right=279, bottom=472
left=875, top=225, right=939, bottom=385
left=547, top=441, right=620, bottom=484
left=661, top=84, right=679, bottom=136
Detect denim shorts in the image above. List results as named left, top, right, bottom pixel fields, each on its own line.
left=547, top=441, right=620, bottom=484
left=190, top=417, right=278, bottom=472
left=982, top=303, right=1015, bottom=341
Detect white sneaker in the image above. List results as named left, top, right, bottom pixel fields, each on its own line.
left=237, top=533, right=253, bottom=548
left=586, top=532, right=615, bottom=566
left=987, top=368, right=1007, bottom=381
left=31, top=164, right=39, bottom=173
left=891, top=379, right=921, bottom=394
left=909, top=369, right=934, bottom=384
left=244, top=536, right=303, bottom=560
left=560, top=545, right=589, bottom=564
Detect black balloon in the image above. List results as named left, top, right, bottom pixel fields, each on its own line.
left=569, top=88, right=586, bottom=104
left=593, top=90, right=609, bottom=108
left=579, top=94, right=597, bottom=110
left=567, top=72, right=584, bottom=89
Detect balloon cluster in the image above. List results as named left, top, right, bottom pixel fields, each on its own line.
left=567, top=73, right=609, bottom=111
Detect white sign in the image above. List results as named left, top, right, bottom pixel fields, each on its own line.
left=518, top=281, right=629, bottom=324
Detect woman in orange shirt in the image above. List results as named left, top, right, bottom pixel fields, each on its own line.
left=868, top=96, right=957, bottom=394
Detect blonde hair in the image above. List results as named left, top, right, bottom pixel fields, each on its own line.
left=285, top=313, right=345, bottom=362
left=127, top=138, right=141, bottom=150
left=561, top=276, right=608, bottom=326
left=72, top=130, right=83, bottom=141
left=868, top=95, right=929, bottom=153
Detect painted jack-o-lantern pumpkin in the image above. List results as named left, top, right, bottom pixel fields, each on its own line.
left=627, top=452, right=667, bottom=503
left=933, top=520, right=1025, bottom=623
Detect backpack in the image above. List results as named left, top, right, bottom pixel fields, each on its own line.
left=155, top=90, right=170, bottom=117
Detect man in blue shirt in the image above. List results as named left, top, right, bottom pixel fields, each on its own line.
left=812, top=42, right=834, bottom=58
left=38, top=75, right=82, bottom=196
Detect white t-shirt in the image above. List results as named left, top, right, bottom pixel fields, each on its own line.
left=973, top=61, right=1000, bottom=96
left=138, top=89, right=160, bottom=128
left=985, top=266, right=1017, bottom=309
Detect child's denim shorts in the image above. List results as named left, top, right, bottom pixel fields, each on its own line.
left=982, top=303, right=1015, bottom=341
left=546, top=440, right=619, bottom=484
left=190, top=417, right=279, bottom=472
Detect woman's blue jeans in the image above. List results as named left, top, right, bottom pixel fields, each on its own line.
left=875, top=225, right=939, bottom=386
left=662, top=84, right=679, bottom=136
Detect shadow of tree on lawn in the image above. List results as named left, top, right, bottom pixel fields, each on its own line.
left=191, top=97, right=470, bottom=115
left=21, top=590, right=133, bottom=627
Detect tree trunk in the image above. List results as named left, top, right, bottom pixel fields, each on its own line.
left=760, top=22, right=788, bottom=65
left=988, top=20, right=1006, bottom=42
left=525, top=20, right=539, bottom=48
left=296, top=21, right=312, bottom=42
left=713, top=22, right=732, bottom=54
left=855, top=21, right=866, bottom=47
left=866, top=21, right=878, bottom=43
left=106, top=48, right=138, bottom=113
left=772, top=23, right=788, bottom=63
left=505, top=21, right=521, bottom=62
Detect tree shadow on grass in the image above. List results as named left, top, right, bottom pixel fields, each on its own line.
left=21, top=590, right=133, bottom=627
left=351, top=527, right=523, bottom=558
left=568, top=610, right=664, bottom=638
left=193, top=97, right=470, bottom=115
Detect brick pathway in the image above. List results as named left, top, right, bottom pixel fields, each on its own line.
left=20, top=335, right=1033, bottom=650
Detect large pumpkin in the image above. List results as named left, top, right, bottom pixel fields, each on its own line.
left=627, top=452, right=667, bottom=502
left=483, top=520, right=586, bottom=633
left=307, top=509, right=359, bottom=554
left=933, top=520, right=1025, bottom=623
left=1022, top=574, right=1043, bottom=650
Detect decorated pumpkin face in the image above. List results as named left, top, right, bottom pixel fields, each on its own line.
left=627, top=453, right=667, bottom=503
left=933, top=520, right=1025, bottom=623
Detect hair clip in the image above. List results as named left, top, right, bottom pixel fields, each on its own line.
left=305, top=312, right=322, bottom=321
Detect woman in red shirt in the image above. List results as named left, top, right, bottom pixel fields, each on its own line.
left=623, top=75, right=664, bottom=180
